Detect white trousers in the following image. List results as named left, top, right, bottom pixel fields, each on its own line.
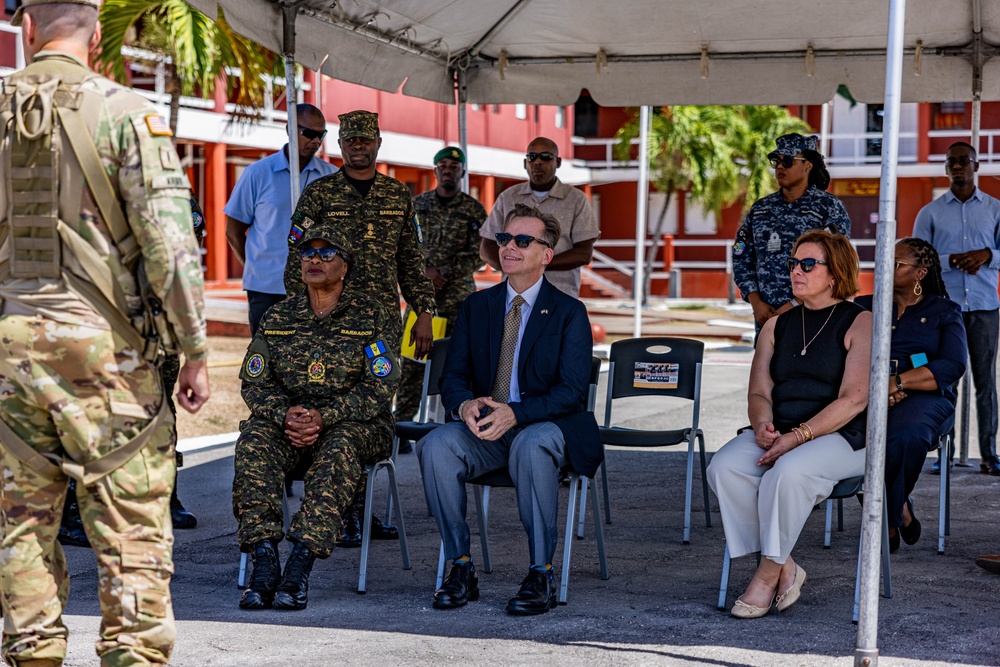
left=707, top=429, right=866, bottom=564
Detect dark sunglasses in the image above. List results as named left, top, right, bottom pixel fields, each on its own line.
left=299, top=246, right=342, bottom=262
left=496, top=232, right=552, bottom=249
left=299, top=127, right=328, bottom=141
left=945, top=156, right=975, bottom=167
left=787, top=257, right=828, bottom=273
left=769, top=156, right=808, bottom=169
left=525, top=152, right=556, bottom=163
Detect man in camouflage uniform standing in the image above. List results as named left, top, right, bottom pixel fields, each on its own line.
left=236, top=227, right=400, bottom=610
left=283, top=110, right=436, bottom=545
left=0, top=2, right=210, bottom=665
left=394, top=146, right=486, bottom=424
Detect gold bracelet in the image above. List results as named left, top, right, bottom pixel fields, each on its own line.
left=799, top=422, right=814, bottom=442
left=791, top=427, right=804, bottom=445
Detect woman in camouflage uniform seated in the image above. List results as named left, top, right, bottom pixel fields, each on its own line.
left=233, top=226, right=400, bottom=611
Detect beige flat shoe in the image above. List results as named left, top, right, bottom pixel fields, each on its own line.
left=731, top=595, right=773, bottom=619
left=775, top=564, right=808, bottom=612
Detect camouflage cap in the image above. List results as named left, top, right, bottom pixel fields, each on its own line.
left=338, top=110, right=379, bottom=140
left=11, top=0, right=100, bottom=26
left=768, top=133, right=820, bottom=158
left=433, top=146, right=466, bottom=166
left=298, top=225, right=354, bottom=264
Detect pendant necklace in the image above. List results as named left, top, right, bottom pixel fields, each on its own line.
left=800, top=303, right=838, bottom=356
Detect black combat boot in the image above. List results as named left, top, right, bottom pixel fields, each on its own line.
left=239, top=539, right=281, bottom=610
left=57, top=480, right=90, bottom=549
left=272, top=542, right=317, bottom=611
left=170, top=484, right=198, bottom=530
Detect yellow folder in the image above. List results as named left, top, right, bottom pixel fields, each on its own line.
left=401, top=309, right=447, bottom=359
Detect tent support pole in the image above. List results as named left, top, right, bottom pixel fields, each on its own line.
left=633, top=105, right=652, bottom=338
left=855, top=1, right=906, bottom=664
left=283, top=2, right=304, bottom=211
left=457, top=69, right=470, bottom=194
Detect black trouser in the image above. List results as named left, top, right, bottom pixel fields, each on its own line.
left=247, top=290, right=286, bottom=337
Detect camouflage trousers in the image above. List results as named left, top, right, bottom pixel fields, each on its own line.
left=0, top=315, right=175, bottom=667
left=233, top=413, right=392, bottom=559
left=393, top=306, right=458, bottom=423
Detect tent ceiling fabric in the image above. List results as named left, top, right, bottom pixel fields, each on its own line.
left=187, top=0, right=1000, bottom=105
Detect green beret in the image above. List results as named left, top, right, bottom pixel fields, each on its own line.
left=433, top=146, right=466, bottom=166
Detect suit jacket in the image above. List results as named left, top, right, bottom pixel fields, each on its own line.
left=439, top=277, right=603, bottom=477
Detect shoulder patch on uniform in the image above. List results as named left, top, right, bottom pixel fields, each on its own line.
left=145, top=114, right=172, bottom=136
left=365, top=340, right=388, bottom=358
left=733, top=241, right=746, bottom=256
left=289, top=224, right=304, bottom=244
left=245, top=353, right=265, bottom=378
left=370, top=356, right=393, bottom=377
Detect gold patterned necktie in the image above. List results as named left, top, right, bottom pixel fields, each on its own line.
left=491, top=295, right=525, bottom=403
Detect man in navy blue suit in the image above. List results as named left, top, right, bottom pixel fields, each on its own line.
left=417, top=204, right=602, bottom=615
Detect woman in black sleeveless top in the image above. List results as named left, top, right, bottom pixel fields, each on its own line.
left=708, top=230, right=872, bottom=618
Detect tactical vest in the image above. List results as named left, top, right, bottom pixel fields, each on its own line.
left=0, top=56, right=180, bottom=363
left=0, top=57, right=174, bottom=485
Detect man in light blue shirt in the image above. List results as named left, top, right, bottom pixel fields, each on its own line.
left=914, top=141, right=1000, bottom=475
left=225, top=104, right=337, bottom=334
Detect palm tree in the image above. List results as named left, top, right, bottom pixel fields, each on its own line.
left=616, top=105, right=812, bottom=302
left=94, top=0, right=282, bottom=136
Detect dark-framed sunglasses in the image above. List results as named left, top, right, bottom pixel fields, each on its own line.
left=525, top=151, right=556, bottom=162
left=299, top=127, right=328, bottom=141
left=787, top=257, right=828, bottom=273
left=945, top=155, right=975, bottom=167
left=496, top=232, right=552, bottom=249
left=769, top=155, right=808, bottom=169
left=299, top=246, right=343, bottom=262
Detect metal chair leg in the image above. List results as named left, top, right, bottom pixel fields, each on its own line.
left=824, top=499, right=834, bottom=548
left=718, top=544, right=731, bottom=611
left=357, top=464, right=379, bottom=594
left=386, top=460, right=410, bottom=571
left=590, top=477, right=609, bottom=581
left=576, top=476, right=589, bottom=539
left=601, top=460, right=612, bottom=524
left=238, top=552, right=248, bottom=588
left=559, top=474, right=580, bottom=604
left=698, top=432, right=712, bottom=527
left=436, top=541, right=446, bottom=589
left=474, top=486, right=492, bottom=573
left=682, top=432, right=696, bottom=544
left=938, top=434, right=949, bottom=554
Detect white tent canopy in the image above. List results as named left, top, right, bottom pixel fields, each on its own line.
left=187, top=0, right=1000, bottom=106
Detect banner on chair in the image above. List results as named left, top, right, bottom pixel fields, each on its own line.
left=633, top=362, right=678, bottom=389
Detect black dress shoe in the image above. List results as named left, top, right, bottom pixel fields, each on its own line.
left=433, top=560, right=479, bottom=609
left=888, top=529, right=900, bottom=554
left=506, top=568, right=557, bottom=616
left=981, top=458, right=1000, bottom=476
left=900, top=497, right=921, bottom=546
left=170, top=490, right=198, bottom=530
left=239, top=539, right=281, bottom=610
left=337, top=514, right=399, bottom=548
left=273, top=542, right=317, bottom=611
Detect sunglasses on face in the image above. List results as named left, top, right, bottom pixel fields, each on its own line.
left=945, top=156, right=975, bottom=167
left=496, top=232, right=552, bottom=248
left=787, top=257, right=828, bottom=273
left=299, top=127, right=328, bottom=141
left=299, top=246, right=342, bottom=262
left=525, top=152, right=556, bottom=163
left=769, top=156, right=808, bottom=169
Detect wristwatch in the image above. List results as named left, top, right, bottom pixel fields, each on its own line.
left=894, top=373, right=903, bottom=392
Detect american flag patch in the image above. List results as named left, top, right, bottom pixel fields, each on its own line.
left=144, top=114, right=173, bottom=136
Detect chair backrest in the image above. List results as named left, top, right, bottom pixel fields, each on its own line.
left=588, top=356, right=601, bottom=412
left=603, top=337, right=704, bottom=428
left=417, top=337, right=451, bottom=423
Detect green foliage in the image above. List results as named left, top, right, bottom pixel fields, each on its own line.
left=615, top=106, right=813, bottom=217
left=94, top=0, right=282, bottom=124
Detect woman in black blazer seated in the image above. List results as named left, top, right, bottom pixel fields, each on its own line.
left=855, top=237, right=967, bottom=553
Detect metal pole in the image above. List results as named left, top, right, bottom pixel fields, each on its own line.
left=283, top=3, right=302, bottom=211
left=457, top=69, right=470, bottom=194
left=633, top=106, right=652, bottom=338
left=855, top=0, right=906, bottom=664
left=820, top=101, right=831, bottom=157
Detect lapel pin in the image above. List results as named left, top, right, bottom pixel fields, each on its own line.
left=540, top=309, right=549, bottom=315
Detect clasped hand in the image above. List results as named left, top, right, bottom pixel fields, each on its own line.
left=460, top=397, right=517, bottom=441
left=951, top=249, right=991, bottom=275
left=284, top=406, right=323, bottom=448
left=754, top=422, right=795, bottom=466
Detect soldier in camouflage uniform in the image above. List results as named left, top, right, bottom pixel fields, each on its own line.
left=733, top=133, right=851, bottom=332
left=0, top=2, right=210, bottom=665
left=283, top=110, right=436, bottom=545
left=235, top=226, right=400, bottom=611
left=395, top=146, right=486, bottom=423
